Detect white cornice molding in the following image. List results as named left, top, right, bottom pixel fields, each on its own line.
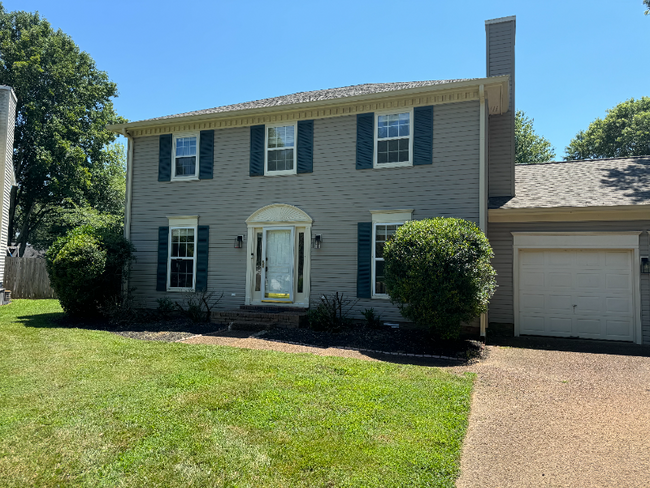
left=489, top=205, right=650, bottom=223
left=246, top=204, right=313, bottom=225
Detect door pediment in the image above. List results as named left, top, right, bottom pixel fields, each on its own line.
left=246, top=204, right=313, bottom=226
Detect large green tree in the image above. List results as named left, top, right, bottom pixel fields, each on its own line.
left=564, top=97, right=650, bottom=160
left=644, top=0, right=649, bottom=15
left=515, top=110, right=556, bottom=165
left=0, top=6, right=126, bottom=255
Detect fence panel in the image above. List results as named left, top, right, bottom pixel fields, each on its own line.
left=4, top=257, right=57, bottom=299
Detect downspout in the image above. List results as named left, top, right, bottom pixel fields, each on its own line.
left=479, top=84, right=488, bottom=340
left=122, top=129, right=134, bottom=241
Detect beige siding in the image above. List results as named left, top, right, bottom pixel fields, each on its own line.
left=487, top=221, right=650, bottom=344
left=486, top=19, right=515, bottom=197
left=129, top=101, right=481, bottom=321
left=0, top=89, right=16, bottom=287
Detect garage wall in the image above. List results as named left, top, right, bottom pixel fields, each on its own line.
left=487, top=220, right=650, bottom=344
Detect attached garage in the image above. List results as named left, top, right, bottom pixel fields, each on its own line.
left=513, top=233, right=642, bottom=343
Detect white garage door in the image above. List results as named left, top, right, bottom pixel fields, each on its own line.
left=518, top=249, right=634, bottom=341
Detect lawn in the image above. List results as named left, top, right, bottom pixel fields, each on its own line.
left=0, top=300, right=473, bottom=487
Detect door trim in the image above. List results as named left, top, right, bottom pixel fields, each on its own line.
left=512, top=232, right=642, bottom=344
left=261, top=227, right=295, bottom=303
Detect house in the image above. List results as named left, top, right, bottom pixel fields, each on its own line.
left=107, top=15, right=650, bottom=345
left=0, top=86, right=17, bottom=304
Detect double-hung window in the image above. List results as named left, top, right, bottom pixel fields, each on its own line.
left=373, top=223, right=402, bottom=296
left=375, top=110, right=412, bottom=168
left=173, top=133, right=199, bottom=180
left=168, top=226, right=196, bottom=290
left=266, top=123, right=296, bottom=175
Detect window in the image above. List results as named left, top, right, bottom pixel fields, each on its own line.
left=173, top=133, right=198, bottom=179
left=168, top=226, right=196, bottom=290
left=375, top=111, right=412, bottom=167
left=266, top=124, right=296, bottom=175
left=373, top=223, right=402, bottom=296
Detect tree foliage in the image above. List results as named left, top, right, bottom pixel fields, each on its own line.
left=515, top=110, right=556, bottom=165
left=564, top=97, right=650, bottom=160
left=645, top=0, right=649, bottom=15
left=383, top=218, right=497, bottom=340
left=0, top=6, right=126, bottom=255
left=46, top=223, right=134, bottom=318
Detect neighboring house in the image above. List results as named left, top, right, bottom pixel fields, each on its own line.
left=107, top=15, right=650, bottom=345
left=0, top=86, right=17, bottom=302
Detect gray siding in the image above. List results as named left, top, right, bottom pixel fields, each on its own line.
left=129, top=101, right=481, bottom=321
left=486, top=18, right=515, bottom=197
left=487, top=221, right=650, bottom=344
left=0, top=88, right=16, bottom=287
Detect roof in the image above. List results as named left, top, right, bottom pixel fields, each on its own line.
left=136, top=79, right=475, bottom=124
left=489, top=156, right=650, bottom=209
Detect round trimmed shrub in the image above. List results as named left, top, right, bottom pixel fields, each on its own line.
left=46, top=224, right=135, bottom=317
left=383, top=218, right=496, bottom=339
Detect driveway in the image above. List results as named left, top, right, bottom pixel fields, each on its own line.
left=454, top=338, right=650, bottom=487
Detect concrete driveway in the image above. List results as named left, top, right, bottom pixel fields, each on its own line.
left=453, top=337, right=650, bottom=487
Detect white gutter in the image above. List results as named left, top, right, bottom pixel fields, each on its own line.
left=479, top=84, right=487, bottom=339
left=122, top=128, right=134, bottom=241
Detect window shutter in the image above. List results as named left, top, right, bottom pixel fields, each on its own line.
left=250, top=124, right=265, bottom=176
left=297, top=120, right=314, bottom=174
left=356, top=113, right=374, bottom=170
left=357, top=222, right=372, bottom=298
left=196, top=226, right=209, bottom=291
left=156, top=227, right=169, bottom=291
left=413, top=105, right=434, bottom=166
left=199, top=130, right=214, bottom=179
left=158, top=134, right=172, bottom=181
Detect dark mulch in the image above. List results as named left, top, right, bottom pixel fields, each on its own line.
left=264, top=326, right=485, bottom=361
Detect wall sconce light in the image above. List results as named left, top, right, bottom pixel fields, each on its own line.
left=234, top=235, right=244, bottom=249
left=642, top=257, right=650, bottom=274
left=312, top=234, right=322, bottom=249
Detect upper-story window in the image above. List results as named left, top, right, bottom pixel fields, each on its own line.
left=173, top=133, right=198, bottom=180
left=375, top=111, right=412, bottom=168
left=266, top=123, right=296, bottom=175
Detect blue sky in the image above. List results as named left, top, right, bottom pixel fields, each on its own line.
left=4, top=0, right=649, bottom=157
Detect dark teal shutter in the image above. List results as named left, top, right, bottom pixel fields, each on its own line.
left=196, top=226, right=209, bottom=291
left=156, top=227, right=169, bottom=291
left=356, top=113, right=374, bottom=170
left=250, top=125, right=265, bottom=176
left=199, top=130, right=214, bottom=179
left=357, top=222, right=372, bottom=298
left=158, top=134, right=172, bottom=181
left=297, top=120, right=314, bottom=174
left=413, top=105, right=433, bottom=166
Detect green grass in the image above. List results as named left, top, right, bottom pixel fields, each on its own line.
left=0, top=300, right=473, bottom=487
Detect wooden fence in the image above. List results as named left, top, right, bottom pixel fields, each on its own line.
left=4, top=257, right=57, bottom=299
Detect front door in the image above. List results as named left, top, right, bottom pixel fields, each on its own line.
left=262, top=228, right=294, bottom=302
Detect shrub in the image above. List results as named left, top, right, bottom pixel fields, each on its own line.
left=307, top=292, right=358, bottom=331
left=46, top=224, right=135, bottom=318
left=361, top=308, right=382, bottom=329
left=175, top=290, right=223, bottom=323
left=383, top=218, right=496, bottom=339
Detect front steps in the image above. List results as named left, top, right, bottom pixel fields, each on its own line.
left=212, top=305, right=308, bottom=330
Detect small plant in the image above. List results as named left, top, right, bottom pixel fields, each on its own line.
left=100, top=290, right=150, bottom=326
left=175, top=290, right=223, bottom=323
left=156, top=297, right=176, bottom=319
left=307, top=292, right=359, bottom=331
left=361, top=308, right=382, bottom=329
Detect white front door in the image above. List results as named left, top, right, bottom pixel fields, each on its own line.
left=262, top=228, right=294, bottom=302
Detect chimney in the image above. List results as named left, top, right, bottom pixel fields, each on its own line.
left=485, top=16, right=516, bottom=197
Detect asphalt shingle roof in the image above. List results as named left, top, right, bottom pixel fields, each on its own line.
left=489, top=156, right=650, bottom=209
left=137, top=79, right=474, bottom=123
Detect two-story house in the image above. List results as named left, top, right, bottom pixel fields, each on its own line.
left=109, top=16, right=650, bottom=345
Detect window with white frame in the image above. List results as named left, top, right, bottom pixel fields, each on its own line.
left=266, top=124, right=296, bottom=175
left=376, top=111, right=412, bottom=167
left=373, top=223, right=403, bottom=296
left=168, top=227, right=196, bottom=290
left=173, top=133, right=198, bottom=179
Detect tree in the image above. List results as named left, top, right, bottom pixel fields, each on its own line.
left=0, top=6, right=126, bottom=256
left=564, top=97, right=650, bottom=160
left=383, top=218, right=497, bottom=340
left=515, top=110, right=556, bottom=165
left=645, top=0, right=649, bottom=15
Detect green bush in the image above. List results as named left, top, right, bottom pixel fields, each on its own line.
left=383, top=218, right=497, bottom=339
left=46, top=224, right=135, bottom=317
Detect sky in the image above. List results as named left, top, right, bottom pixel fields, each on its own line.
left=3, top=0, right=649, bottom=158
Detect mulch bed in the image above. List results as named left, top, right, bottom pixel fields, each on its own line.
left=53, top=315, right=485, bottom=361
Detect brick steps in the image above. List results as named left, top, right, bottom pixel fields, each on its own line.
left=212, top=305, right=308, bottom=330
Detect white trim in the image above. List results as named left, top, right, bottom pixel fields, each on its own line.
left=246, top=203, right=312, bottom=225
left=171, top=131, right=200, bottom=181
left=512, top=231, right=642, bottom=344
left=479, top=86, right=487, bottom=337
left=264, top=122, right=297, bottom=176
left=261, top=227, right=295, bottom=302
left=122, top=130, right=134, bottom=241
left=371, top=209, right=413, bottom=224
left=167, top=216, right=199, bottom=227
left=373, top=108, right=414, bottom=169
left=166, top=224, right=198, bottom=292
